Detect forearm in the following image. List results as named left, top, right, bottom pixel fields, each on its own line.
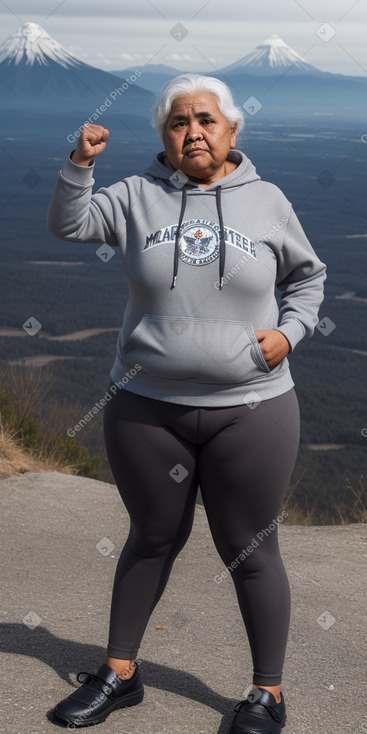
left=276, top=209, right=327, bottom=351
left=47, top=155, right=113, bottom=244
left=277, top=262, right=326, bottom=350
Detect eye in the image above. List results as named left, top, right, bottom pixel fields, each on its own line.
left=202, top=119, right=214, bottom=124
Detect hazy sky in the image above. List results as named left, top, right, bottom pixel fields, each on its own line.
left=0, top=0, right=366, bottom=75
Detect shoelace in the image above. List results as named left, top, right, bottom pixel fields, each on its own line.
left=234, top=698, right=282, bottom=725
left=76, top=671, right=115, bottom=698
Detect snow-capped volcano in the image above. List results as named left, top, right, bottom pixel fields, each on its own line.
left=0, top=22, right=81, bottom=68
left=0, top=22, right=153, bottom=112
left=221, top=35, right=322, bottom=76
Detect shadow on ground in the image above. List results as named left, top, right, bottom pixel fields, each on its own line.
left=0, top=622, right=238, bottom=731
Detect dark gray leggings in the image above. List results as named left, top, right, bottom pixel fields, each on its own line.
left=103, top=384, right=300, bottom=685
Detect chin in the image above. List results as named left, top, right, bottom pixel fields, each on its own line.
left=183, top=162, right=209, bottom=176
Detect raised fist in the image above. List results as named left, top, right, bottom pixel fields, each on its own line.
left=72, top=124, right=109, bottom=166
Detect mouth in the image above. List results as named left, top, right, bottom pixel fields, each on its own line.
left=185, top=148, right=208, bottom=156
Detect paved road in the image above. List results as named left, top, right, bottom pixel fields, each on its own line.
left=0, top=472, right=366, bottom=734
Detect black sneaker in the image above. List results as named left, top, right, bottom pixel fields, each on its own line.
left=230, top=687, right=286, bottom=733
left=53, top=662, right=144, bottom=728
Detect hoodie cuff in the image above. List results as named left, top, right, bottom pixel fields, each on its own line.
left=276, top=319, right=306, bottom=352
left=59, top=154, right=96, bottom=187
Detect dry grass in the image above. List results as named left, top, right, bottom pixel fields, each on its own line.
left=332, top=476, right=367, bottom=524
left=0, top=363, right=98, bottom=480
left=282, top=470, right=367, bottom=525
left=0, top=426, right=74, bottom=479
left=0, top=362, right=97, bottom=445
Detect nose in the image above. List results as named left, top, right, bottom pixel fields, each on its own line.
left=186, top=120, right=203, bottom=143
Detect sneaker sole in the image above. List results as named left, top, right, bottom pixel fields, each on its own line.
left=230, top=712, right=287, bottom=733
left=54, top=687, right=144, bottom=728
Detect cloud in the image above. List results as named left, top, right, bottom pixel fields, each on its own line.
left=0, top=0, right=366, bottom=22
left=168, top=54, right=198, bottom=61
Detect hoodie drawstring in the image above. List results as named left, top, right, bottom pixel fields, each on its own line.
left=171, top=184, right=226, bottom=290
left=215, top=185, right=225, bottom=290
left=171, top=186, right=187, bottom=289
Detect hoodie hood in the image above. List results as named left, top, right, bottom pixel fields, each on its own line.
left=144, top=149, right=261, bottom=288
left=144, top=148, right=261, bottom=190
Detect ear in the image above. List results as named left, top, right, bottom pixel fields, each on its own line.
left=230, top=121, right=238, bottom=148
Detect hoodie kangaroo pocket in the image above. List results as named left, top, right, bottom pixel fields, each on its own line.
left=122, top=314, right=271, bottom=385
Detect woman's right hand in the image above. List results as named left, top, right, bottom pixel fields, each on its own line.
left=71, top=124, right=109, bottom=166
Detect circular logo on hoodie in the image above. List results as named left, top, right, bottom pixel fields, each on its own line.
left=178, top=219, right=220, bottom=266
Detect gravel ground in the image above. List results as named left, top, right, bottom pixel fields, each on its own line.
left=0, top=472, right=366, bottom=734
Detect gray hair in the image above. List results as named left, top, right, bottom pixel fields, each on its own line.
left=151, top=73, right=244, bottom=144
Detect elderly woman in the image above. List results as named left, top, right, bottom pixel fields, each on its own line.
left=48, top=73, right=326, bottom=733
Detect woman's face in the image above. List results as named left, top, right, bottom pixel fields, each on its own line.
left=163, top=91, right=237, bottom=182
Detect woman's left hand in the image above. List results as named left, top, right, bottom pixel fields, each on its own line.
left=254, top=330, right=290, bottom=369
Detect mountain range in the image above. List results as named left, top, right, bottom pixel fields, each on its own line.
left=0, top=23, right=366, bottom=119
left=0, top=22, right=153, bottom=114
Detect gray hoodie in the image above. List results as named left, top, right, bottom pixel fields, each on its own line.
left=47, top=148, right=326, bottom=406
